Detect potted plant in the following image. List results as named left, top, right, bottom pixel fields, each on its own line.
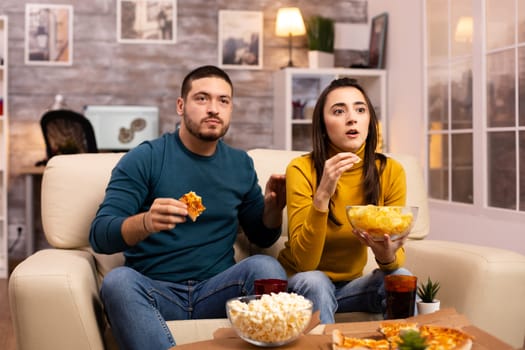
left=416, top=277, right=441, bottom=314
left=305, top=15, right=335, bottom=68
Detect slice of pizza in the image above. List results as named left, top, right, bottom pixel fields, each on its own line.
left=332, top=329, right=390, bottom=350
left=378, top=321, right=419, bottom=343
left=418, top=325, right=473, bottom=350
left=333, top=324, right=473, bottom=350
left=179, top=191, right=206, bottom=222
left=379, top=322, right=473, bottom=350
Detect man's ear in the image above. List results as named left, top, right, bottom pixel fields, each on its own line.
left=176, top=97, right=184, bottom=116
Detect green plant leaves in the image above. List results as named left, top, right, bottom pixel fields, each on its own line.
left=305, top=16, right=334, bottom=53
left=417, top=277, right=441, bottom=303
left=398, top=329, right=428, bottom=350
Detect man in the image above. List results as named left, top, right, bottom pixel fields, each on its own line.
left=89, top=65, right=287, bottom=349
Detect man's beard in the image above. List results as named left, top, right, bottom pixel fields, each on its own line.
left=183, top=114, right=229, bottom=142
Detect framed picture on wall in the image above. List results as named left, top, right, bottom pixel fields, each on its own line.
left=117, top=0, right=177, bottom=44
left=25, top=4, right=73, bottom=65
left=218, top=10, right=263, bottom=70
left=368, top=12, right=388, bottom=69
left=0, top=18, right=5, bottom=66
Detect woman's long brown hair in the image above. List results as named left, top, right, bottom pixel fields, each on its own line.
left=311, top=78, right=386, bottom=225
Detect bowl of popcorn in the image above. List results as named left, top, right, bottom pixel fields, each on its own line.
left=346, top=205, right=418, bottom=241
left=226, top=293, right=313, bottom=347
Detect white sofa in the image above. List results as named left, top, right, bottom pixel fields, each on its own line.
left=8, top=149, right=525, bottom=349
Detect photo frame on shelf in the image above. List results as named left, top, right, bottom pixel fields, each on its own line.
left=367, top=12, right=388, bottom=69
left=117, top=0, right=177, bottom=44
left=0, top=18, right=5, bottom=66
left=25, top=4, right=73, bottom=66
left=218, top=10, right=263, bottom=70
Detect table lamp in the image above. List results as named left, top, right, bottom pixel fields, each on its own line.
left=275, top=7, right=306, bottom=67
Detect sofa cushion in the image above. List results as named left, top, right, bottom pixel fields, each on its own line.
left=386, top=153, right=429, bottom=239
left=247, top=148, right=306, bottom=237
left=42, top=153, right=126, bottom=281
left=41, top=152, right=126, bottom=248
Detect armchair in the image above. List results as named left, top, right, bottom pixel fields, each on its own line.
left=9, top=149, right=525, bottom=349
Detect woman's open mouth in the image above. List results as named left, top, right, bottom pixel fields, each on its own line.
left=346, top=129, right=359, bottom=137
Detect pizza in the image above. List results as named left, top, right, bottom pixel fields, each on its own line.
left=332, top=322, right=473, bottom=350
left=378, top=321, right=419, bottom=344
left=333, top=329, right=389, bottom=350
left=415, top=325, right=473, bottom=350
left=179, top=191, right=206, bottom=222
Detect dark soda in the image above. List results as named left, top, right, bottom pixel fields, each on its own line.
left=385, top=290, right=416, bottom=319
left=384, top=275, right=417, bottom=319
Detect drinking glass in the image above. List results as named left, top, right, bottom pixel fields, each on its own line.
left=384, top=275, right=417, bottom=319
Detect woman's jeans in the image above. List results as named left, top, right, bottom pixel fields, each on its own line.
left=287, top=268, right=413, bottom=324
left=100, top=254, right=286, bottom=350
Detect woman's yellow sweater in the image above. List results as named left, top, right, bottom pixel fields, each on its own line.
left=278, top=146, right=407, bottom=282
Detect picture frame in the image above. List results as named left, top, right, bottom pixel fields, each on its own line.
left=0, top=17, right=5, bottom=67
left=117, top=0, right=177, bottom=44
left=218, top=10, right=263, bottom=70
left=25, top=4, right=73, bottom=66
left=368, top=12, right=388, bottom=69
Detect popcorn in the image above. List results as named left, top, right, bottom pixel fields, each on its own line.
left=226, top=292, right=312, bottom=344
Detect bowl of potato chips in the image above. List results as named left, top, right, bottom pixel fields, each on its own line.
left=226, top=293, right=313, bottom=347
left=346, top=205, right=418, bottom=241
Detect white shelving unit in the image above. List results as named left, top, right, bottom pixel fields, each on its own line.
left=0, top=16, right=8, bottom=278
left=273, top=67, right=387, bottom=152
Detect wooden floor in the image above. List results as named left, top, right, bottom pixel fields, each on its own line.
left=1, top=278, right=17, bottom=350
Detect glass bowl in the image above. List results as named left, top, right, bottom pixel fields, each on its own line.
left=226, top=293, right=313, bottom=347
left=346, top=205, right=418, bottom=241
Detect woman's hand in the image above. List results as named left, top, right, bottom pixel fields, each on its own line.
left=314, top=152, right=361, bottom=211
left=352, top=229, right=406, bottom=264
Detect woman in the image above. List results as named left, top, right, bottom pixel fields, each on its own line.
left=278, top=77, right=412, bottom=323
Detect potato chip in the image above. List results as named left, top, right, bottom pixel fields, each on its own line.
left=346, top=205, right=417, bottom=239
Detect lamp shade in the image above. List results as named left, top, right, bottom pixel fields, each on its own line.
left=455, top=16, right=473, bottom=43
left=275, top=7, right=306, bottom=37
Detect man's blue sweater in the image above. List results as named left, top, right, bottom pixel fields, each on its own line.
left=89, top=131, right=280, bottom=283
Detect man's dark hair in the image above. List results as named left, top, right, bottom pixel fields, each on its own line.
left=180, top=65, right=233, bottom=99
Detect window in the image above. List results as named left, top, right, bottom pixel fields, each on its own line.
left=485, top=0, right=525, bottom=210
left=426, top=0, right=474, bottom=204
left=425, top=0, right=525, bottom=213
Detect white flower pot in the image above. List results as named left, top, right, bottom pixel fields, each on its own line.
left=417, top=300, right=441, bottom=315
left=308, top=50, right=334, bottom=68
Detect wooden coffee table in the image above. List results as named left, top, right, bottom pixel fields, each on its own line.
left=172, top=308, right=515, bottom=349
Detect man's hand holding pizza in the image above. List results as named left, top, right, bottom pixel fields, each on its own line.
left=122, top=197, right=188, bottom=246
left=145, top=197, right=191, bottom=232
left=122, top=192, right=206, bottom=246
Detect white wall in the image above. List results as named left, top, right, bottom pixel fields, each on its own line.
left=368, top=1, right=425, bottom=161
left=369, top=1, right=525, bottom=255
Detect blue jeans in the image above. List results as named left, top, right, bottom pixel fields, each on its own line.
left=100, top=254, right=286, bottom=350
left=287, top=268, right=413, bottom=323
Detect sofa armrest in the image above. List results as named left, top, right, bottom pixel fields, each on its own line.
left=9, top=249, right=106, bottom=350
left=404, top=240, right=525, bottom=348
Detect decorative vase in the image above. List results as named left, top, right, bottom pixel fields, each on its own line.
left=417, top=300, right=441, bottom=315
left=308, top=50, right=334, bottom=68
